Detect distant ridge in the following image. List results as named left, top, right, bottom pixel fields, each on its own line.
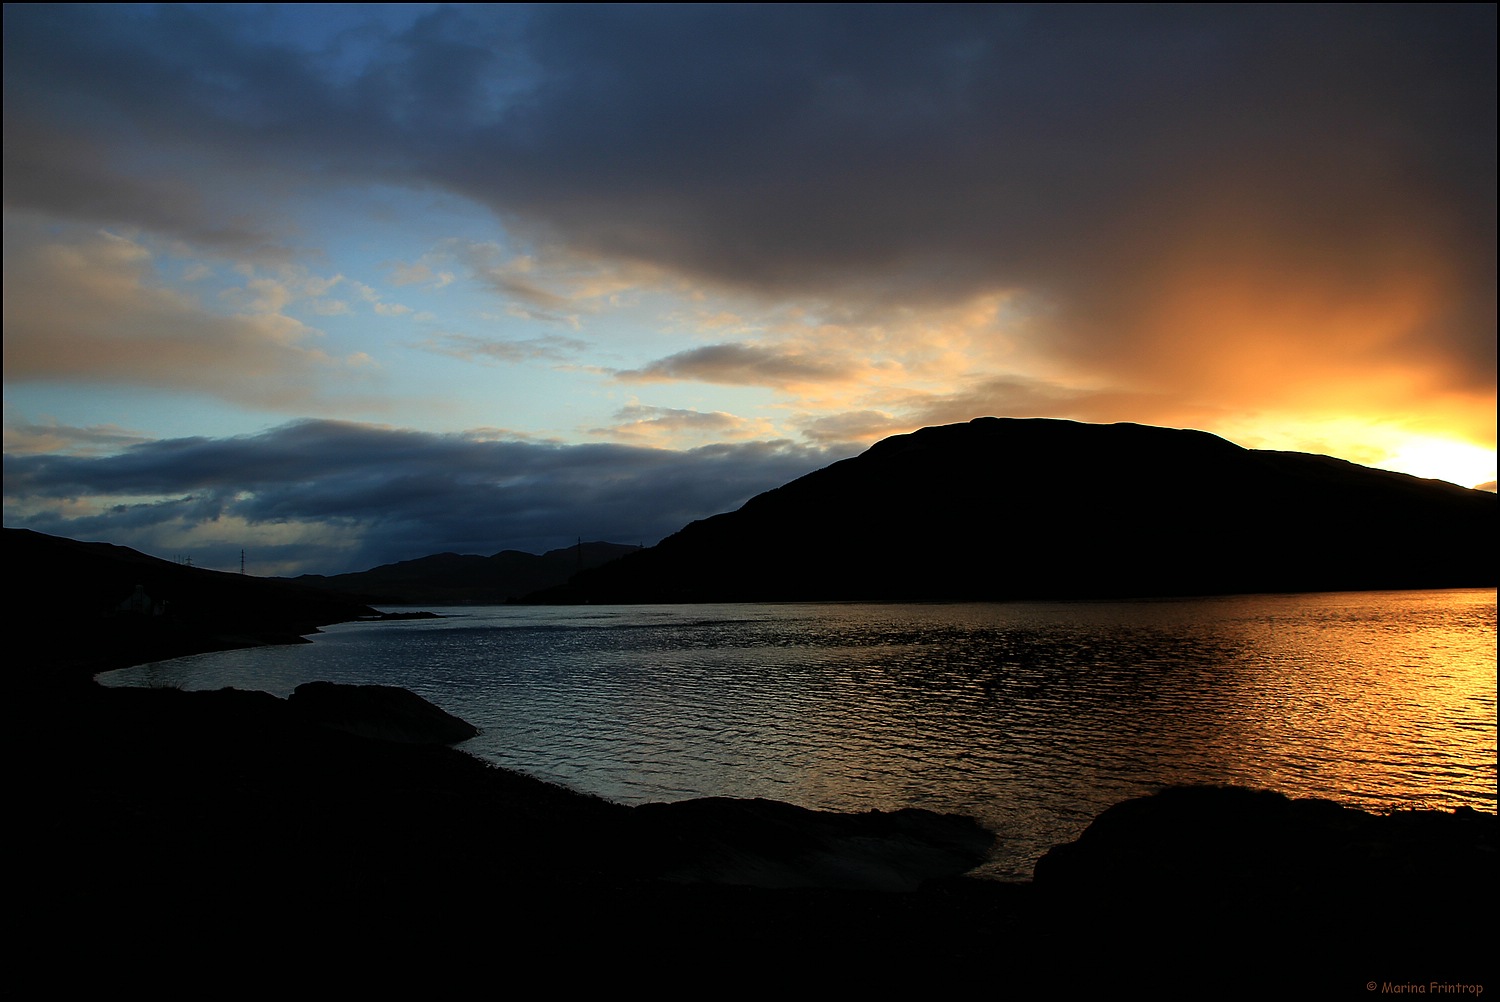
left=282, top=541, right=641, bottom=605
left=531, top=418, right=1496, bottom=603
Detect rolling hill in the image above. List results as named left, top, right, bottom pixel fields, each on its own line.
left=530, top=418, right=1496, bottom=603
left=281, top=541, right=640, bottom=604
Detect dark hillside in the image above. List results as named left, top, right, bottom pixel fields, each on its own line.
left=537, top=418, right=1495, bottom=603
left=282, top=541, right=639, bottom=604
left=6, top=528, right=378, bottom=681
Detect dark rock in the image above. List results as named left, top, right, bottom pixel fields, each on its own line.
left=1035, top=785, right=1496, bottom=900
left=288, top=680, right=480, bottom=744
left=1033, top=785, right=1496, bottom=984
left=630, top=796, right=996, bottom=891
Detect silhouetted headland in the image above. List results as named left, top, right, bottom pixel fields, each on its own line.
left=531, top=418, right=1496, bottom=603
left=8, top=527, right=385, bottom=685
left=9, top=527, right=1492, bottom=984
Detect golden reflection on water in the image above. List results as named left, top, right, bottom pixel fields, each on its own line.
left=1206, top=590, right=1496, bottom=811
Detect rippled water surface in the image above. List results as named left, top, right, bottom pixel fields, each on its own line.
left=105, top=589, right=1497, bottom=878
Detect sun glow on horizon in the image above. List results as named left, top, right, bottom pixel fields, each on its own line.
left=3, top=5, right=1493, bottom=572
left=1376, top=436, right=1499, bottom=491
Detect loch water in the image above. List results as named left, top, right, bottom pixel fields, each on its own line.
left=103, top=588, right=1498, bottom=879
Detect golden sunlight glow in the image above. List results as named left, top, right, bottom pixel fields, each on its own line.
left=1223, top=415, right=1498, bottom=491
left=1130, top=259, right=1442, bottom=406
left=1380, top=436, right=1498, bottom=490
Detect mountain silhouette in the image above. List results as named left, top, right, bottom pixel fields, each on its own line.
left=533, top=418, right=1496, bottom=603
left=281, top=541, right=640, bottom=604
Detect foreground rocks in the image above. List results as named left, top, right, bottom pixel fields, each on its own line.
left=1035, top=785, right=1496, bottom=988
left=631, top=796, right=996, bottom=892
left=1036, top=784, right=1496, bottom=903
left=18, top=681, right=1015, bottom=967
left=15, top=529, right=1488, bottom=985
left=287, top=680, right=482, bottom=744
left=17, top=679, right=1494, bottom=989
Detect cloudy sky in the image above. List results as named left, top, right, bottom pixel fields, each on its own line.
left=4, top=4, right=1495, bottom=575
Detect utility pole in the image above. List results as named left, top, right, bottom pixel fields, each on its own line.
left=240, top=549, right=246, bottom=575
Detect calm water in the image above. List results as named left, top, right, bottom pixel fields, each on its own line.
left=104, top=589, right=1498, bottom=879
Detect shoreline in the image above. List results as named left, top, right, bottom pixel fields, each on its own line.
left=7, top=516, right=1490, bottom=985
left=18, top=632, right=1494, bottom=986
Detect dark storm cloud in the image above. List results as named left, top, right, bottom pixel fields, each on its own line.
left=7, top=6, right=1491, bottom=357
left=3, top=420, right=833, bottom=573
left=4, top=2, right=1495, bottom=494
left=480, top=5, right=1495, bottom=382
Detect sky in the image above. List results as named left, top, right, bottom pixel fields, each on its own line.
left=3, top=4, right=1495, bottom=576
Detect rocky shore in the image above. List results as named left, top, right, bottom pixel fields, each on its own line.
left=10, top=531, right=1492, bottom=991
left=21, top=666, right=1494, bottom=992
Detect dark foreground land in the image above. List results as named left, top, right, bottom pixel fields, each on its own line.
left=22, top=670, right=1495, bottom=992
left=10, top=530, right=1494, bottom=991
